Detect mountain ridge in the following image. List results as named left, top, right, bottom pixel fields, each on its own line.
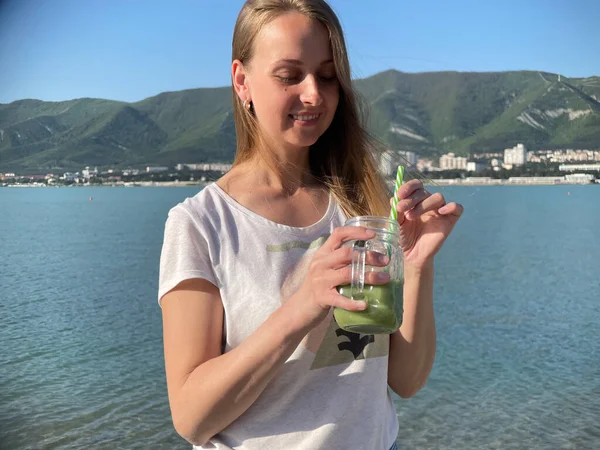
left=1, top=69, right=599, bottom=172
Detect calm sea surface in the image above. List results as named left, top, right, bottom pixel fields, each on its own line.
left=1, top=185, right=599, bottom=449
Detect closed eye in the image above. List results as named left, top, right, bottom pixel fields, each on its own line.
left=277, top=76, right=299, bottom=84
left=276, top=74, right=337, bottom=85
left=319, top=75, right=337, bottom=83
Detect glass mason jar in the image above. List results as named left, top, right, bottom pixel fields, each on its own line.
left=333, top=216, right=404, bottom=334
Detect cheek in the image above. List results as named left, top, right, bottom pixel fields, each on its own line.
left=255, top=94, right=290, bottom=126
left=273, top=95, right=298, bottom=127
left=324, top=87, right=340, bottom=121
left=261, top=86, right=292, bottom=110
left=325, top=84, right=339, bottom=108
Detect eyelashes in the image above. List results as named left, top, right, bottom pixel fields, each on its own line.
left=276, top=75, right=337, bottom=85
left=277, top=76, right=296, bottom=84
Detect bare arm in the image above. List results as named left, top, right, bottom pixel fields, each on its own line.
left=387, top=179, right=463, bottom=398
left=162, top=278, right=311, bottom=446
left=388, top=263, right=436, bottom=398
left=161, top=227, right=380, bottom=446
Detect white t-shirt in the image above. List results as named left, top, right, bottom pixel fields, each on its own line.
left=158, top=183, right=399, bottom=450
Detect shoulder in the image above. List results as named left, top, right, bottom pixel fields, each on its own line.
left=162, top=184, right=231, bottom=245
left=167, top=183, right=222, bottom=223
left=160, top=185, right=226, bottom=273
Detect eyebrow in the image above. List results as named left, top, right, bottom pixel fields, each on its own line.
left=274, top=58, right=334, bottom=66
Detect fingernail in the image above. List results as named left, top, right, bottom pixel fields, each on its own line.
left=376, top=272, right=389, bottom=281
left=357, top=301, right=367, bottom=309
left=380, top=254, right=390, bottom=264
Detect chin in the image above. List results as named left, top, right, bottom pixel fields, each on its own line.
left=288, top=130, right=326, bottom=148
left=285, top=138, right=319, bottom=150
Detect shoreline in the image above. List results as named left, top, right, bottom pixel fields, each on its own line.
left=3, top=181, right=210, bottom=188
left=3, top=179, right=599, bottom=188
left=421, top=179, right=599, bottom=186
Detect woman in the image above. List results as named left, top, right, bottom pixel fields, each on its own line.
left=158, top=1, right=463, bottom=449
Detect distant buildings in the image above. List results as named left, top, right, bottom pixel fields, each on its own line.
left=146, top=166, right=169, bottom=173
left=558, top=164, right=600, bottom=172
left=61, top=172, right=79, bottom=182
left=378, top=151, right=396, bottom=176
left=378, top=150, right=418, bottom=176
left=82, top=166, right=99, bottom=178
left=529, top=149, right=600, bottom=163
left=472, top=152, right=503, bottom=159
left=207, top=163, right=232, bottom=172
left=175, top=163, right=233, bottom=173
left=397, top=151, right=418, bottom=167
left=504, top=143, right=527, bottom=166
left=565, top=173, right=595, bottom=183
left=467, top=161, right=486, bottom=172
left=507, top=176, right=564, bottom=184
left=439, top=153, right=467, bottom=170
left=527, top=153, right=542, bottom=163
left=417, top=158, right=436, bottom=172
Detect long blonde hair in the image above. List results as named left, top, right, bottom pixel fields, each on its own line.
left=231, top=0, right=390, bottom=217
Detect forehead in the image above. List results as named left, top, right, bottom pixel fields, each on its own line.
left=252, top=12, right=333, bottom=66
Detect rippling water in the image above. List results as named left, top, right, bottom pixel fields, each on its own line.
left=1, top=185, right=599, bottom=449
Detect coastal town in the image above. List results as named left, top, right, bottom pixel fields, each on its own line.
left=2, top=145, right=600, bottom=187
left=379, top=144, right=600, bottom=185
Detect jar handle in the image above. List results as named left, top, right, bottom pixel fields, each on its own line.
left=351, top=240, right=366, bottom=299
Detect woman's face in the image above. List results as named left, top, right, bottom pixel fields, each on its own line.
left=235, top=12, right=340, bottom=153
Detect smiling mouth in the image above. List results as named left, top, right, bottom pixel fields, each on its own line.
left=290, top=113, right=321, bottom=121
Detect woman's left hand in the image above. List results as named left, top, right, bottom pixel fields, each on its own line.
left=392, top=179, right=464, bottom=270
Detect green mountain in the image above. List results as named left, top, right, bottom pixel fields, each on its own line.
left=1, top=70, right=599, bottom=172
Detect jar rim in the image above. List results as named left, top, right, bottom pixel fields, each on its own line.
left=345, top=216, right=400, bottom=235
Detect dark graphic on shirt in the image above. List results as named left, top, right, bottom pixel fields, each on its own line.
left=309, top=315, right=388, bottom=370
left=276, top=234, right=389, bottom=371
left=336, top=329, right=375, bottom=359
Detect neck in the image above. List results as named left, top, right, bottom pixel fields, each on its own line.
left=248, top=143, right=316, bottom=196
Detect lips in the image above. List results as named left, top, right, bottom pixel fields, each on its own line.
left=290, top=113, right=321, bottom=121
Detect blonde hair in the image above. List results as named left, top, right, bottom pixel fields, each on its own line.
left=231, top=0, right=390, bottom=217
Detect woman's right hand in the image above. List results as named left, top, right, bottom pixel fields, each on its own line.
left=289, top=226, right=391, bottom=330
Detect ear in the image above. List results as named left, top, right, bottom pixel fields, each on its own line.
left=232, top=59, right=250, bottom=102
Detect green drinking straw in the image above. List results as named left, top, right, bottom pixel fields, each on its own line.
left=390, top=165, right=405, bottom=221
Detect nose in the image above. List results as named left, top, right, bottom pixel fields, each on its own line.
left=299, top=75, right=323, bottom=107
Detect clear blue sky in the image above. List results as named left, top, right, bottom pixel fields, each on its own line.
left=1, top=0, right=599, bottom=104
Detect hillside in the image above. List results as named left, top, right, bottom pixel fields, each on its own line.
left=1, top=70, right=599, bottom=172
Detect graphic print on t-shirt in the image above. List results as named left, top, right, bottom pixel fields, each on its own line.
left=309, top=315, right=388, bottom=370
left=274, top=235, right=389, bottom=371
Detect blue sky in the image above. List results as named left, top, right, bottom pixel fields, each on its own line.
left=1, top=0, right=599, bottom=103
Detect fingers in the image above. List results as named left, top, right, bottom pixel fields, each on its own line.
left=405, top=192, right=446, bottom=219
left=438, top=202, right=464, bottom=217
left=323, top=246, right=389, bottom=270
left=326, top=271, right=391, bottom=311
left=390, top=183, right=463, bottom=222
left=322, top=226, right=375, bottom=252
left=395, top=179, right=423, bottom=202
left=390, top=179, right=428, bottom=218
left=396, top=188, right=430, bottom=217
left=329, top=266, right=390, bottom=288
left=329, top=292, right=368, bottom=311
left=364, top=250, right=389, bottom=267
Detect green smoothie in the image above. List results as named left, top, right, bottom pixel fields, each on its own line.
left=334, top=280, right=403, bottom=334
